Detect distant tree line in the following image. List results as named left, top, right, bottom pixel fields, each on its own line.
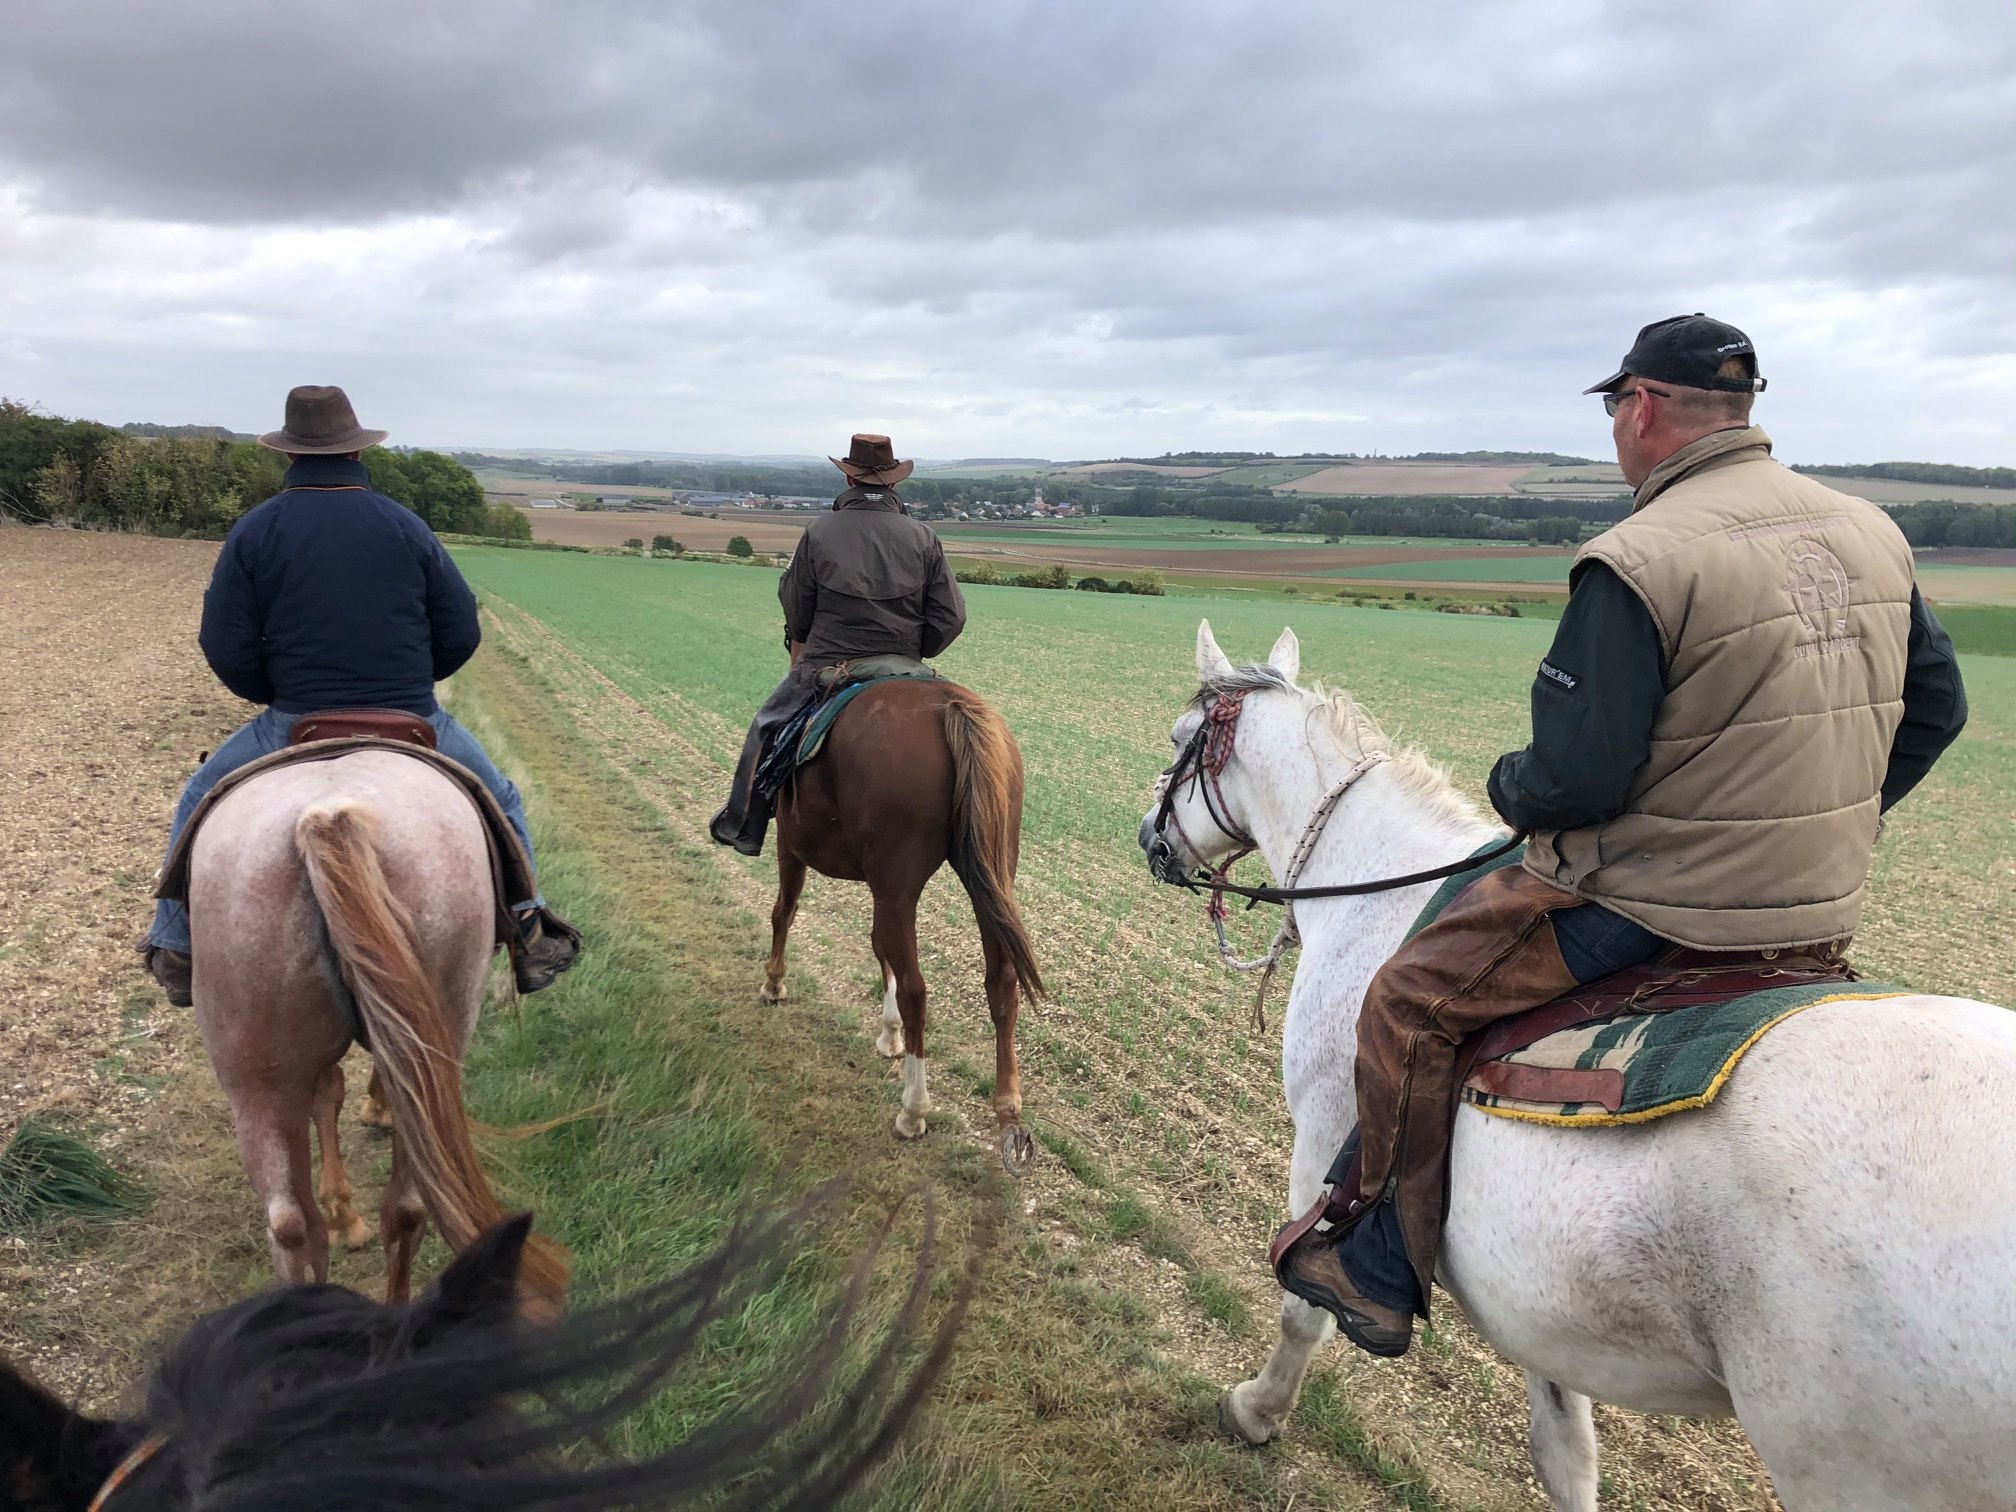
left=1883, top=502, right=2016, bottom=549
left=2, top=401, right=526, bottom=540
left=1096, top=479, right=1627, bottom=541
left=955, top=562, right=1166, bottom=595
left=1796, top=461, right=2016, bottom=491
left=1105, top=449, right=1596, bottom=466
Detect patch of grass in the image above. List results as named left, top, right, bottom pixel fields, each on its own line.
left=0, top=1117, right=147, bottom=1232
left=1299, top=1372, right=1452, bottom=1512
left=1933, top=603, right=2016, bottom=656
left=1184, top=1269, right=1253, bottom=1337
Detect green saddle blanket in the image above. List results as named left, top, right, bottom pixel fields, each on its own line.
left=1411, top=840, right=1906, bottom=1127
left=798, top=662, right=941, bottom=763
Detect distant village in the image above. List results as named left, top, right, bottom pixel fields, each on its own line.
left=524, top=486, right=1090, bottom=521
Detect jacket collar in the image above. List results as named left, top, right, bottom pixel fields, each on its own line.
left=1633, top=425, right=1772, bottom=512
left=282, top=454, right=373, bottom=490
left=834, top=484, right=904, bottom=514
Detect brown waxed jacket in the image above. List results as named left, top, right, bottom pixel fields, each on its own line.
left=780, top=486, right=967, bottom=669
left=1525, top=426, right=1917, bottom=948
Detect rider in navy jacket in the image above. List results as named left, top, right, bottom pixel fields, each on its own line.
left=198, top=456, right=482, bottom=715
left=141, top=385, right=579, bottom=1006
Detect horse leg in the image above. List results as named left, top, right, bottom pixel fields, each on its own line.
left=225, top=1092, right=327, bottom=1286
left=874, top=963, right=903, bottom=1058
left=872, top=893, right=931, bottom=1140
left=762, top=847, right=807, bottom=1005
left=358, top=1062, right=393, bottom=1130
left=1525, top=1376, right=1599, bottom=1512
left=1221, top=1124, right=1338, bottom=1444
left=313, top=1062, right=373, bottom=1249
left=978, top=928, right=1032, bottom=1172
left=379, top=1132, right=428, bottom=1305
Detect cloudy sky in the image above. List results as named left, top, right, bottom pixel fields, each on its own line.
left=2, top=0, right=2012, bottom=463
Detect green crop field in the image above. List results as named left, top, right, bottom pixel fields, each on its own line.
left=429, top=545, right=2013, bottom=1510
left=1320, top=556, right=1575, bottom=584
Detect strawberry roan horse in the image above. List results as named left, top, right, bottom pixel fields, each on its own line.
left=1145, top=623, right=2016, bottom=1512
left=187, top=749, right=567, bottom=1316
left=764, top=678, right=1042, bottom=1169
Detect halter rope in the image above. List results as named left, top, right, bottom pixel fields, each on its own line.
left=88, top=1434, right=166, bottom=1512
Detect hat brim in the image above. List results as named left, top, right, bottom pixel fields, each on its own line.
left=258, top=427, right=389, bottom=455
left=831, top=456, right=915, bottom=486
left=1583, top=369, right=1629, bottom=396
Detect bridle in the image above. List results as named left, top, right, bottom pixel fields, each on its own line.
left=1148, top=687, right=1526, bottom=1024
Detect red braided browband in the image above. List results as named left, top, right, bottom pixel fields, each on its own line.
left=1202, top=690, right=1245, bottom=776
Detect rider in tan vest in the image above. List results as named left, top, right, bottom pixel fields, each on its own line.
left=1274, top=315, right=1970, bottom=1357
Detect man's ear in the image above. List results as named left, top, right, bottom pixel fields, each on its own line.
left=0, top=1356, right=131, bottom=1512
left=407, top=1213, right=534, bottom=1349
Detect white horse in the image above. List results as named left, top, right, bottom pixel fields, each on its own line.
left=1139, top=620, right=2016, bottom=1512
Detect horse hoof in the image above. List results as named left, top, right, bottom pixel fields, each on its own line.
left=874, top=1031, right=904, bottom=1059
left=1219, top=1384, right=1279, bottom=1446
left=358, top=1098, right=393, bottom=1131
left=339, top=1218, right=373, bottom=1250
left=894, top=1110, right=928, bottom=1140
left=999, top=1125, right=1035, bottom=1176
left=759, top=982, right=788, bottom=1004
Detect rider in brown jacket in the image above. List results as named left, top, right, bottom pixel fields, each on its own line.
left=710, top=434, right=966, bottom=855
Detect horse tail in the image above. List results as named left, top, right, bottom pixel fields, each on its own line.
left=293, top=801, right=570, bottom=1319
left=941, top=689, right=1045, bottom=999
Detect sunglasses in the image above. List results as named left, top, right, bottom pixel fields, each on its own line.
left=1602, top=384, right=1670, bottom=417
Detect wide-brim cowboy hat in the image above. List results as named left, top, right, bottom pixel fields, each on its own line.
left=258, top=384, right=389, bottom=454
left=830, top=432, right=914, bottom=486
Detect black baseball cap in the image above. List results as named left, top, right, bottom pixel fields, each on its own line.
left=1585, top=313, right=1767, bottom=395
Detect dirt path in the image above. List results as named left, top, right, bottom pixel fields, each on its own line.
left=0, top=526, right=254, bottom=1397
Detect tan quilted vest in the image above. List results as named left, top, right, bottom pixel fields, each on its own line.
left=1525, top=426, right=1915, bottom=949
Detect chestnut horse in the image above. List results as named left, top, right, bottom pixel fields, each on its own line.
left=187, top=749, right=567, bottom=1316
left=764, top=678, right=1042, bottom=1170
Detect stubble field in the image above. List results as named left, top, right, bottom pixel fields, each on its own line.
left=6, top=529, right=2011, bottom=1510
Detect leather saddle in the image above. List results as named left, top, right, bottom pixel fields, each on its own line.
left=157, top=715, right=532, bottom=948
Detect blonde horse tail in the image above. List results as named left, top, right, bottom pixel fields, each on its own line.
left=293, top=801, right=570, bottom=1319
left=942, top=689, right=1045, bottom=999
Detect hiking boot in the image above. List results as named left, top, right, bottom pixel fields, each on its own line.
left=141, top=943, right=195, bottom=1007
left=512, top=906, right=582, bottom=994
left=1272, top=1222, right=1414, bottom=1358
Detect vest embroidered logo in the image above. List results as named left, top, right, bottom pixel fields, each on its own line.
left=1786, top=539, right=1856, bottom=657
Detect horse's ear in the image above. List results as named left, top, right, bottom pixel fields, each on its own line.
left=0, top=1355, right=129, bottom=1511
left=1196, top=619, right=1235, bottom=682
left=1267, top=627, right=1301, bottom=683
left=411, top=1212, right=535, bottom=1344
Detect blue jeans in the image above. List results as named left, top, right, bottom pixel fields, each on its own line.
left=1336, top=899, right=1666, bottom=1315
left=147, top=707, right=540, bottom=954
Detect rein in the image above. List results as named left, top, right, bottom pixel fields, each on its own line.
left=1152, top=687, right=1527, bottom=1026
left=88, top=1434, right=166, bottom=1512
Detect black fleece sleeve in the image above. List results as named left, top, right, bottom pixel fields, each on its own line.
left=1880, top=587, right=1968, bottom=811
left=1488, top=562, right=1665, bottom=832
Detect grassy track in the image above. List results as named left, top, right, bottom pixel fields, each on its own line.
left=445, top=547, right=2013, bottom=1509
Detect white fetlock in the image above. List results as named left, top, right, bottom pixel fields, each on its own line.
left=894, top=1109, right=929, bottom=1139
left=875, top=1025, right=904, bottom=1057
left=759, top=980, right=788, bottom=1004
left=1218, top=1380, right=1281, bottom=1445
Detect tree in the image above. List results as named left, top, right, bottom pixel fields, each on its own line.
left=652, top=534, right=684, bottom=555
left=623, top=537, right=644, bottom=551
left=726, top=535, right=754, bottom=557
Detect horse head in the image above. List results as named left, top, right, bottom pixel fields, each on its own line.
left=1138, top=619, right=1305, bottom=883
left=0, top=1215, right=534, bottom=1511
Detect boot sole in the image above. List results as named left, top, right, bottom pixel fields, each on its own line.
left=1275, top=1267, right=1411, bottom=1358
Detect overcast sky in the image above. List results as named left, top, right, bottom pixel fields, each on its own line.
left=2, top=0, right=2012, bottom=463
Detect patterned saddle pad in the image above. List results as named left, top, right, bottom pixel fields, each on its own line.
left=1414, top=840, right=1906, bottom=1128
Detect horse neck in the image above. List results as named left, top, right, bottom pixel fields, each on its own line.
left=1230, top=697, right=1500, bottom=1008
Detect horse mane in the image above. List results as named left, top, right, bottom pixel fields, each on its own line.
left=1195, top=664, right=1485, bottom=831
left=100, top=1189, right=978, bottom=1512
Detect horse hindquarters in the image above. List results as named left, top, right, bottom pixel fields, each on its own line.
left=292, top=796, right=570, bottom=1320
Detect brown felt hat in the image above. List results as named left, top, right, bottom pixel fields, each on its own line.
left=257, top=385, right=389, bottom=455
left=830, top=433, right=914, bottom=486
